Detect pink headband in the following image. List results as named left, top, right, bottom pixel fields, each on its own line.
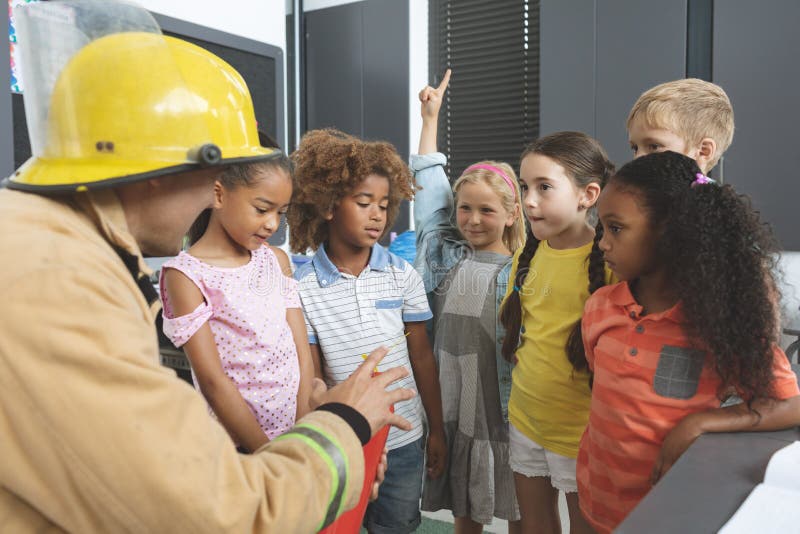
left=462, top=164, right=516, bottom=193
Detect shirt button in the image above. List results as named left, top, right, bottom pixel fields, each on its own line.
left=635, top=324, right=644, bottom=333
left=321, top=280, right=328, bottom=286
left=629, top=347, right=638, bottom=356
left=520, top=326, right=526, bottom=334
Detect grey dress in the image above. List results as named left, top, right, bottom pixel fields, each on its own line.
left=412, top=152, right=519, bottom=524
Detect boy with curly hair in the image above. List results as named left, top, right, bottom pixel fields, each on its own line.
left=289, top=129, right=446, bottom=534
left=627, top=78, right=734, bottom=174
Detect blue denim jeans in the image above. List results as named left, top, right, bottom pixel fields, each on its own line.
left=362, top=437, right=424, bottom=534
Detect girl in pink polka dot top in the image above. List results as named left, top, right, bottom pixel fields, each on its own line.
left=159, top=154, right=313, bottom=453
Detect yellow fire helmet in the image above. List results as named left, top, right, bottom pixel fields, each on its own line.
left=6, top=0, right=277, bottom=192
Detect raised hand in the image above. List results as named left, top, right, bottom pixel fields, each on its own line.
left=418, top=69, right=451, bottom=154
left=419, top=69, right=451, bottom=121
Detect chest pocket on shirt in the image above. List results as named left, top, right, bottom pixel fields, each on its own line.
left=375, top=298, right=404, bottom=337
left=653, top=345, right=705, bottom=399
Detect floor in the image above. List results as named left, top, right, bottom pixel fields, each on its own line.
left=418, top=492, right=569, bottom=533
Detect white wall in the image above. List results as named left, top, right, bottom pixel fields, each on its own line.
left=409, top=0, right=427, bottom=156
left=139, top=0, right=286, bottom=48
left=408, top=0, right=428, bottom=231
left=303, top=0, right=362, bottom=10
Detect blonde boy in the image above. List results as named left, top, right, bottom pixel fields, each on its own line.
left=627, top=78, right=734, bottom=173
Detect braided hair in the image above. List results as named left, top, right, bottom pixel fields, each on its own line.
left=500, top=131, right=614, bottom=362
left=604, top=151, right=781, bottom=400
left=565, top=219, right=608, bottom=373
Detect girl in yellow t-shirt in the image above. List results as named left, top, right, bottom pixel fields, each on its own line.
left=499, top=131, right=614, bottom=533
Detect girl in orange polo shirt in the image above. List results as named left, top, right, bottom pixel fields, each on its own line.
left=576, top=151, right=800, bottom=533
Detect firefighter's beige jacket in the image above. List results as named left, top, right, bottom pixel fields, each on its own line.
left=0, top=188, right=364, bottom=533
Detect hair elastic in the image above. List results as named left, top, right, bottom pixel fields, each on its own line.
left=513, top=285, right=521, bottom=292
left=691, top=172, right=716, bottom=187
left=462, top=163, right=516, bottom=192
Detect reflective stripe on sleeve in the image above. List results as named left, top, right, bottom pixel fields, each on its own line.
left=275, top=423, right=350, bottom=530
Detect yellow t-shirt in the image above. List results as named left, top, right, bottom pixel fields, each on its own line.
left=505, top=240, right=612, bottom=458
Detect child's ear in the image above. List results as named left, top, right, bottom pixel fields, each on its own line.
left=506, top=202, right=521, bottom=227
left=694, top=137, right=717, bottom=173
left=580, top=182, right=602, bottom=210
left=324, top=198, right=343, bottom=221
left=212, top=180, right=225, bottom=209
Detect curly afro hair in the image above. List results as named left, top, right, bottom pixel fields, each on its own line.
left=288, top=128, right=414, bottom=253
left=611, top=151, right=782, bottom=401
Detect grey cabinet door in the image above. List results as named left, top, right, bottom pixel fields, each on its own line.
left=304, top=0, right=410, bottom=238
left=539, top=0, right=687, bottom=167
left=594, top=0, right=687, bottom=166
left=304, top=0, right=409, bottom=157
left=714, top=0, right=800, bottom=250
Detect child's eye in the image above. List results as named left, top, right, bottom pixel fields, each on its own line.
left=278, top=209, right=288, bottom=216
left=255, top=207, right=268, bottom=215
left=608, top=224, right=622, bottom=234
left=357, top=202, right=370, bottom=208
left=379, top=205, right=388, bottom=211
left=539, top=183, right=552, bottom=191
left=630, top=144, right=638, bottom=153
left=518, top=183, right=528, bottom=192
left=480, top=208, right=495, bottom=214
left=458, top=205, right=471, bottom=211
left=649, top=144, right=662, bottom=152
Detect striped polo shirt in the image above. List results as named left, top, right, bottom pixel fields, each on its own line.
left=295, top=243, right=432, bottom=450
left=576, top=282, right=800, bottom=533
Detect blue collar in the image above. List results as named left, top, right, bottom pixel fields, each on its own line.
left=311, top=243, right=391, bottom=286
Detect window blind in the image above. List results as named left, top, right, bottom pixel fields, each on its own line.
left=429, top=0, right=539, bottom=180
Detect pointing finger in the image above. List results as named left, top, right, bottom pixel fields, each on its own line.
left=436, top=69, right=451, bottom=93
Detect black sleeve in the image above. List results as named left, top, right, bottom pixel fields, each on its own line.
left=315, top=403, right=371, bottom=445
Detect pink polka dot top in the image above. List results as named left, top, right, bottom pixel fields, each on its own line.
left=159, top=245, right=300, bottom=440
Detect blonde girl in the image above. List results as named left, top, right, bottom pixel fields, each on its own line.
left=414, top=70, right=525, bottom=534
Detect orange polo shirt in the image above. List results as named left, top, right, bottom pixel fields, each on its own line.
left=576, top=282, right=800, bottom=533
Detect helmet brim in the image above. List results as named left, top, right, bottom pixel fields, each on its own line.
left=4, top=148, right=283, bottom=193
